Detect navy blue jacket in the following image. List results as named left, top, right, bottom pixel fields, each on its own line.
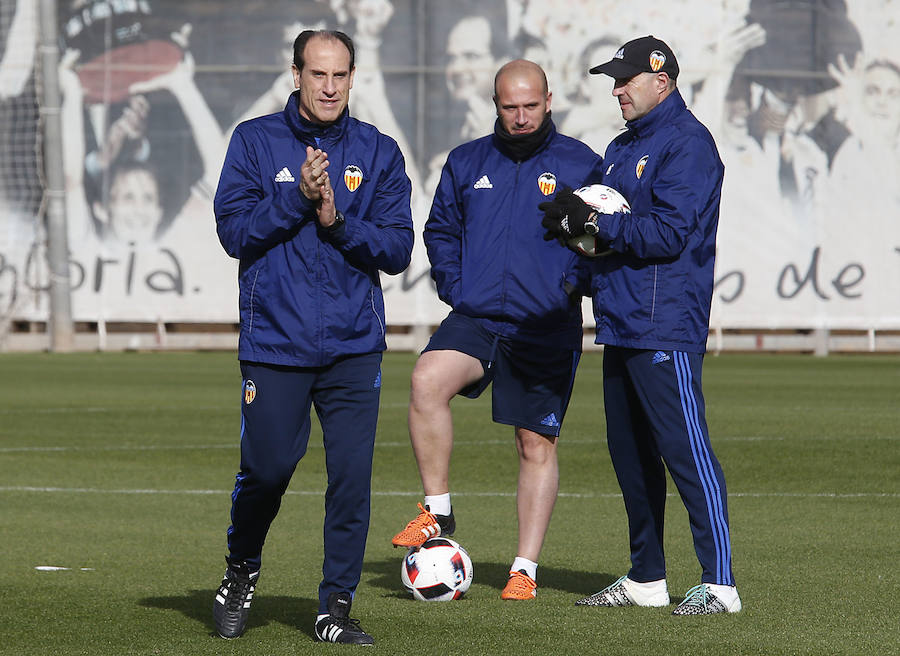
left=590, top=89, right=723, bottom=353
left=215, top=93, right=413, bottom=366
left=426, top=120, right=603, bottom=348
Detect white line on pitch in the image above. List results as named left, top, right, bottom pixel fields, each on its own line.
left=0, top=406, right=229, bottom=415
left=0, top=401, right=418, bottom=415
left=1, top=434, right=896, bottom=453
left=0, top=486, right=896, bottom=499
left=0, top=444, right=239, bottom=453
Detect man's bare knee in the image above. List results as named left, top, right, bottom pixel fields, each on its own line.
left=409, top=364, right=452, bottom=415
left=410, top=351, right=482, bottom=405
left=516, top=430, right=558, bottom=464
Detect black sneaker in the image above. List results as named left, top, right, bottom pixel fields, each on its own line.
left=314, top=591, right=374, bottom=645
left=213, top=559, right=259, bottom=639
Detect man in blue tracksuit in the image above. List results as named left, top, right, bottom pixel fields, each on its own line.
left=211, top=30, right=412, bottom=644
left=541, top=36, right=741, bottom=615
left=391, top=60, right=604, bottom=601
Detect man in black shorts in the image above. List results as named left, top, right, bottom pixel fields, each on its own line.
left=391, top=59, right=603, bottom=600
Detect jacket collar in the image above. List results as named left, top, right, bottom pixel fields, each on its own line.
left=284, top=90, right=350, bottom=144
left=492, top=113, right=557, bottom=162
left=625, top=88, right=686, bottom=136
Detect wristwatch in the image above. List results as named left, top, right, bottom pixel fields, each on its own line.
left=325, top=210, right=345, bottom=232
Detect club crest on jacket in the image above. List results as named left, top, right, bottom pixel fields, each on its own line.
left=636, top=155, right=649, bottom=179
left=344, top=164, right=363, bottom=191
left=538, top=172, right=557, bottom=196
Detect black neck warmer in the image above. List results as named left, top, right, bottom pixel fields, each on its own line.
left=493, top=112, right=553, bottom=162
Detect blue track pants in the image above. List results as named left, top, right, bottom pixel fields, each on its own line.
left=602, top=346, right=735, bottom=586
left=225, top=353, right=382, bottom=613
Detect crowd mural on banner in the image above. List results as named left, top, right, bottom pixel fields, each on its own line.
left=0, top=0, right=898, bottom=332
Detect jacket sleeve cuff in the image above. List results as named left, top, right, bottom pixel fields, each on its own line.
left=319, top=219, right=347, bottom=242
left=595, top=210, right=627, bottom=244
left=283, top=185, right=316, bottom=219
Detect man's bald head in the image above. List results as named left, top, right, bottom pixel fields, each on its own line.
left=494, top=59, right=549, bottom=98
left=493, top=59, right=551, bottom=136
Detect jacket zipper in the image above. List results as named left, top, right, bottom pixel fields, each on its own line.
left=498, top=161, right=519, bottom=314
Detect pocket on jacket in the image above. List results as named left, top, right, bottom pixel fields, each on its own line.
left=240, top=259, right=264, bottom=334
left=368, top=280, right=386, bottom=339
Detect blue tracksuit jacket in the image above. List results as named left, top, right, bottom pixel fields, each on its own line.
left=426, top=121, right=604, bottom=349
left=214, top=94, right=413, bottom=366
left=590, top=89, right=723, bottom=353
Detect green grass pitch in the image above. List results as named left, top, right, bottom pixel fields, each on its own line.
left=0, top=351, right=897, bottom=655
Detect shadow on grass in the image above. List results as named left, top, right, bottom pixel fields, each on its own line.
left=365, top=556, right=619, bottom=598
left=139, top=590, right=319, bottom=639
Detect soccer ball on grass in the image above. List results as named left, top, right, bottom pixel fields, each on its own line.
left=401, top=537, right=473, bottom=601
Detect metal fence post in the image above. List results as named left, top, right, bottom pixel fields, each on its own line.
left=37, top=0, right=74, bottom=352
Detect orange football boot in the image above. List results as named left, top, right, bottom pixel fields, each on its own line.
left=501, top=570, right=537, bottom=600
left=391, top=502, right=455, bottom=548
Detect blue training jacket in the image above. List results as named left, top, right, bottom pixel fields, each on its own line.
left=426, top=120, right=604, bottom=349
left=215, top=93, right=413, bottom=367
left=590, top=89, right=723, bottom=353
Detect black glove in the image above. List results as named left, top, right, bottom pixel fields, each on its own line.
left=538, top=187, right=595, bottom=243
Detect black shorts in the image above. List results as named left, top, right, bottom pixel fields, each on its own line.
left=424, top=312, right=580, bottom=436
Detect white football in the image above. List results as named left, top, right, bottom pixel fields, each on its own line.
left=567, top=184, right=631, bottom=257
left=401, top=538, right=473, bottom=601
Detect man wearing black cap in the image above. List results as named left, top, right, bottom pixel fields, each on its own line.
left=540, top=36, right=741, bottom=616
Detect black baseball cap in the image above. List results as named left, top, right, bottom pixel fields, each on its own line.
left=589, top=35, right=679, bottom=80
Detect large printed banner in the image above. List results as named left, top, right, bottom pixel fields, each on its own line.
left=1, top=0, right=898, bottom=330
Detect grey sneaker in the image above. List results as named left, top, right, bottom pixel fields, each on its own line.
left=576, top=575, right=669, bottom=607
left=672, top=584, right=742, bottom=615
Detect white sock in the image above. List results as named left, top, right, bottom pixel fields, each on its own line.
left=510, top=557, right=537, bottom=581
left=424, top=493, right=451, bottom=516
